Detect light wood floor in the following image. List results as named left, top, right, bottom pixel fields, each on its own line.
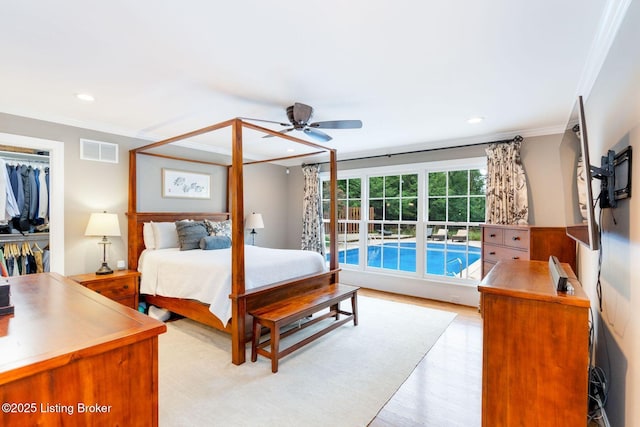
left=360, top=288, right=483, bottom=427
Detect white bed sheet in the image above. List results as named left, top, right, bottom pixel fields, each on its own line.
left=139, top=245, right=328, bottom=325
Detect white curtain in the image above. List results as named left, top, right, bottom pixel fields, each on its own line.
left=485, top=140, right=529, bottom=224
left=301, top=164, right=325, bottom=254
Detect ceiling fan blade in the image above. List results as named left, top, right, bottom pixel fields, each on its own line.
left=309, top=120, right=363, bottom=129
left=293, top=102, right=313, bottom=124
left=262, top=128, right=294, bottom=138
left=303, top=127, right=332, bottom=142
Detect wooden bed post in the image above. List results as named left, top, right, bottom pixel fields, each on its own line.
left=230, top=118, right=247, bottom=365
left=127, top=150, right=139, bottom=270
left=329, top=149, right=339, bottom=274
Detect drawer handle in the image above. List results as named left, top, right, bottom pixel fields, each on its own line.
left=123, top=285, right=129, bottom=289
left=489, top=233, right=496, bottom=237
left=489, top=251, right=496, bottom=255
left=512, top=256, right=520, bottom=259
left=512, top=236, right=520, bottom=241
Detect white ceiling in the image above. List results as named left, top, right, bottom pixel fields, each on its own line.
left=0, top=1, right=623, bottom=162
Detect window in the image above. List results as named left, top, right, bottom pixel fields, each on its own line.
left=322, top=178, right=361, bottom=266
left=321, top=158, right=486, bottom=284
left=425, top=168, right=485, bottom=279
left=367, top=174, right=418, bottom=272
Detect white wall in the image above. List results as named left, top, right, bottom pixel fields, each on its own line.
left=579, top=2, right=640, bottom=424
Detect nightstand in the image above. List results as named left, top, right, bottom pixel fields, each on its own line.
left=68, top=269, right=140, bottom=310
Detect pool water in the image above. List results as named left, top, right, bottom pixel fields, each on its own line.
left=330, top=242, right=481, bottom=276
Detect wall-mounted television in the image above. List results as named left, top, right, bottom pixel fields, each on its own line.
left=559, top=96, right=599, bottom=251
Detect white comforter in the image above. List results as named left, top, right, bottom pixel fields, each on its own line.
left=139, top=245, right=327, bottom=325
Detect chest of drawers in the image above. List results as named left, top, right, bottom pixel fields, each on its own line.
left=481, top=225, right=576, bottom=278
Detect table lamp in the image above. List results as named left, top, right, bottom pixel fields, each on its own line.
left=245, top=213, right=264, bottom=246
left=85, top=211, right=121, bottom=275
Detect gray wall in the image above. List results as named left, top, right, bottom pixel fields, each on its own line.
left=0, top=113, right=146, bottom=275
left=0, top=113, right=293, bottom=274
left=136, top=154, right=227, bottom=212
left=578, top=2, right=640, bottom=425
left=285, top=133, right=568, bottom=237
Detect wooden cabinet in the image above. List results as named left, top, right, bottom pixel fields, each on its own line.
left=478, top=260, right=590, bottom=427
left=0, top=273, right=166, bottom=426
left=69, top=269, right=140, bottom=310
left=481, top=224, right=576, bottom=278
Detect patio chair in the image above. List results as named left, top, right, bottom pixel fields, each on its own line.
left=431, top=229, right=447, bottom=241
left=451, top=229, right=468, bottom=242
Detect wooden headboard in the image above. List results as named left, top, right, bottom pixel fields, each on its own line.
left=126, top=211, right=230, bottom=270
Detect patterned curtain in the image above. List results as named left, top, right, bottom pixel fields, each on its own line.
left=485, top=140, right=529, bottom=224
left=301, top=164, right=325, bottom=254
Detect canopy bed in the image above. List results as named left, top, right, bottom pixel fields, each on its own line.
left=127, top=118, right=339, bottom=365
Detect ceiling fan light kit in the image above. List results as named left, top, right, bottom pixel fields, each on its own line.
left=245, top=102, right=362, bottom=142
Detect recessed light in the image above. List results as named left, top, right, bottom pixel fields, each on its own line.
left=287, top=148, right=295, bottom=153
left=467, top=116, right=484, bottom=124
left=76, top=93, right=95, bottom=102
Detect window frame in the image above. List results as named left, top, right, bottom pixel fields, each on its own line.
left=320, top=157, right=486, bottom=285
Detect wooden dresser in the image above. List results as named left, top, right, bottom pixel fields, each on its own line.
left=478, top=260, right=590, bottom=427
left=0, top=273, right=166, bottom=426
left=481, top=224, right=576, bottom=278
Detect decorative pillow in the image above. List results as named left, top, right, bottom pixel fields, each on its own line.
left=151, top=221, right=180, bottom=249
left=143, top=222, right=155, bottom=250
left=205, top=219, right=232, bottom=238
left=175, top=220, right=209, bottom=251
left=199, top=235, right=232, bottom=250
left=203, top=218, right=217, bottom=235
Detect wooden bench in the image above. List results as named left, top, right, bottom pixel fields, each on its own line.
left=249, top=283, right=359, bottom=373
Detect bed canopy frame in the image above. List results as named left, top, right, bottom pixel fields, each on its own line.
left=128, top=118, right=339, bottom=365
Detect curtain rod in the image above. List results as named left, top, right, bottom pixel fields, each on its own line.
left=319, top=134, right=523, bottom=164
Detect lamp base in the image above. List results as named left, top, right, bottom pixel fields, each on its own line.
left=96, top=262, right=114, bottom=275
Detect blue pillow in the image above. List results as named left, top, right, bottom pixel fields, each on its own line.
left=200, top=235, right=232, bottom=250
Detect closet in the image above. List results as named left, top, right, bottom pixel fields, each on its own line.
left=0, top=145, right=51, bottom=276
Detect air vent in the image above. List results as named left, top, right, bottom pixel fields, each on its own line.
left=80, top=139, right=118, bottom=163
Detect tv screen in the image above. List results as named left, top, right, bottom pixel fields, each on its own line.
left=559, top=96, right=599, bottom=251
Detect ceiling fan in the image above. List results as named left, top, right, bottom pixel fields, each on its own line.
left=244, top=102, right=363, bottom=142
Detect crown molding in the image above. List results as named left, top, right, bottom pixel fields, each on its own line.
left=576, top=0, right=633, bottom=100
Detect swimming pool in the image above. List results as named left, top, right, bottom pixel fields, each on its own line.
left=330, top=242, right=481, bottom=276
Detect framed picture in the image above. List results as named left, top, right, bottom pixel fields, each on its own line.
left=162, top=168, right=211, bottom=199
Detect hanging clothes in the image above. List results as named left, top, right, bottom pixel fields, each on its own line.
left=38, top=167, right=48, bottom=221
left=0, top=159, right=20, bottom=223
left=9, top=164, right=24, bottom=215
left=0, top=248, right=8, bottom=277
left=33, top=243, right=44, bottom=273
left=1, top=151, right=51, bottom=274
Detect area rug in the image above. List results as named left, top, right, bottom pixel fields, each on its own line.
left=158, top=295, right=456, bottom=427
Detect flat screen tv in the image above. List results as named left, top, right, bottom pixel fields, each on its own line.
left=559, top=96, right=599, bottom=251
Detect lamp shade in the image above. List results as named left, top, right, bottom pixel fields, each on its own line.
left=245, top=213, right=264, bottom=230
left=84, top=212, right=121, bottom=237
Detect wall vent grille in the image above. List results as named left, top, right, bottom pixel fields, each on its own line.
left=80, top=139, right=118, bottom=163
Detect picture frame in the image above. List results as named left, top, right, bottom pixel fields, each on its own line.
left=162, top=168, right=211, bottom=199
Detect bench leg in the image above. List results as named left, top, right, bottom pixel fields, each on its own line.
left=331, top=302, right=340, bottom=320
left=351, top=292, right=358, bottom=326
left=271, top=324, right=280, bottom=373
left=251, top=317, right=261, bottom=362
